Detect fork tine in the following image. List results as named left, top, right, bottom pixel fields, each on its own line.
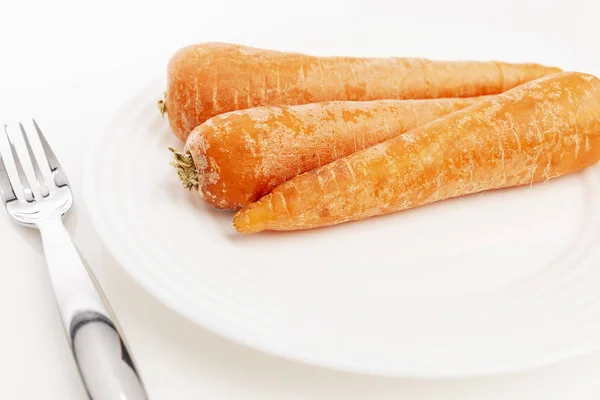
left=20, top=123, right=50, bottom=198
left=32, top=119, right=68, bottom=188
left=4, top=125, right=34, bottom=202
left=0, top=152, right=18, bottom=205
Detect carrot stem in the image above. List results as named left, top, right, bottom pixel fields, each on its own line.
left=158, top=92, right=168, bottom=117
left=169, top=147, right=198, bottom=190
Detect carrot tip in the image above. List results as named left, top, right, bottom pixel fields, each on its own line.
left=158, top=91, right=168, bottom=118
left=232, top=200, right=271, bottom=234
left=232, top=213, right=254, bottom=234
left=169, top=147, right=199, bottom=191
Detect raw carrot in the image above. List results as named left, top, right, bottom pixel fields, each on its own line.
left=173, top=96, right=486, bottom=210
left=163, top=42, right=561, bottom=141
left=233, top=72, right=600, bottom=234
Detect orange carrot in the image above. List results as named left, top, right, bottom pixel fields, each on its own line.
left=163, top=42, right=561, bottom=141
left=173, top=96, right=486, bottom=210
left=233, top=72, right=600, bottom=234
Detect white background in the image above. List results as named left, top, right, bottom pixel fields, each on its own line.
left=1, top=0, right=599, bottom=398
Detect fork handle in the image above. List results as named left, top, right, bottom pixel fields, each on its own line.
left=38, top=218, right=148, bottom=400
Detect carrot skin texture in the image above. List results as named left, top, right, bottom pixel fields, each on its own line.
left=166, top=42, right=561, bottom=141
left=233, top=72, right=600, bottom=234
left=186, top=97, right=484, bottom=210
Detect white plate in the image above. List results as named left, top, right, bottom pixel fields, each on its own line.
left=83, top=16, right=600, bottom=377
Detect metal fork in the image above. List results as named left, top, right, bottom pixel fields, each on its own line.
left=0, top=121, right=148, bottom=400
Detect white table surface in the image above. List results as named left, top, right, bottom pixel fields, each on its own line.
left=1, top=0, right=600, bottom=398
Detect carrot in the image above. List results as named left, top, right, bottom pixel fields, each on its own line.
left=173, top=96, right=486, bottom=210
left=163, top=42, right=561, bottom=141
left=233, top=72, right=600, bottom=234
